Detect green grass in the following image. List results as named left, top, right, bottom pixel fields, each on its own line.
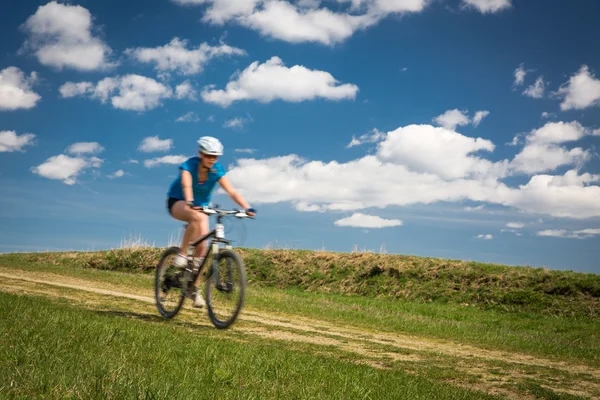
left=0, top=292, right=499, bottom=400
left=2, top=246, right=598, bottom=319
left=1, top=255, right=599, bottom=368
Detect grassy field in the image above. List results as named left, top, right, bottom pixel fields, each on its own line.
left=1, top=248, right=599, bottom=399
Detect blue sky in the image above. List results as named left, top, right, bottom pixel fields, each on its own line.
left=1, top=0, right=599, bottom=273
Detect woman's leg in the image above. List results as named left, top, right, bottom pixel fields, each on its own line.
left=169, top=200, right=209, bottom=287
left=169, top=201, right=209, bottom=258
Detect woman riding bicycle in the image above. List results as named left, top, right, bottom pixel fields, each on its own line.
left=166, top=136, right=255, bottom=308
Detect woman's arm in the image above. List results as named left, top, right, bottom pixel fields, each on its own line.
left=181, top=170, right=194, bottom=203
left=218, top=176, right=255, bottom=215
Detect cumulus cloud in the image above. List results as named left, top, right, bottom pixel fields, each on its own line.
left=334, top=213, right=403, bottom=228
left=125, top=37, right=246, bottom=75
left=433, top=109, right=490, bottom=130
left=476, top=234, right=493, bottom=239
left=144, top=155, right=188, bottom=167
left=0, top=131, right=36, bottom=152
left=376, top=124, right=505, bottom=180
left=67, top=142, right=104, bottom=155
left=556, top=65, right=600, bottom=111
left=506, top=222, right=525, bottom=229
left=224, top=120, right=600, bottom=219
left=31, top=154, right=103, bottom=185
left=201, top=56, right=358, bottom=107
left=176, top=112, right=200, bottom=122
left=462, top=0, right=512, bottom=14
left=20, top=1, right=115, bottom=71
left=0, top=67, right=41, bottom=110
left=537, top=228, right=600, bottom=240
left=175, top=80, right=197, bottom=100
left=138, top=136, right=173, bottom=152
left=433, top=109, right=470, bottom=130
left=506, top=170, right=600, bottom=219
left=523, top=76, right=545, bottom=99
left=60, top=75, right=176, bottom=111
left=172, top=0, right=427, bottom=45
left=510, top=121, right=593, bottom=175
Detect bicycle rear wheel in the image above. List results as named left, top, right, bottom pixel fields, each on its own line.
left=205, top=249, right=246, bottom=329
left=155, top=246, right=187, bottom=319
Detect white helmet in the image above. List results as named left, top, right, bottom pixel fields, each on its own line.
left=197, top=136, right=223, bottom=156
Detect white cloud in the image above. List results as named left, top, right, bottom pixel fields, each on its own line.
left=234, top=148, right=256, bottom=154
left=346, top=128, right=385, bottom=148
left=138, top=136, right=173, bottom=152
left=472, top=110, right=490, bottom=127
left=176, top=112, right=200, bottom=122
left=464, top=205, right=485, bottom=211
left=513, top=64, right=526, bottom=86
left=541, top=112, right=555, bottom=119
left=67, top=142, right=104, bottom=155
left=223, top=116, right=253, bottom=129
left=476, top=234, right=493, bottom=239
left=556, top=65, right=600, bottom=111
left=20, top=1, right=114, bottom=71
left=433, top=109, right=470, bottom=130
left=201, top=56, right=358, bottom=107
left=433, top=109, right=490, bottom=130
left=537, top=228, right=600, bottom=240
left=509, top=121, right=593, bottom=175
left=506, top=170, right=600, bottom=219
left=125, top=37, right=246, bottom=75
left=207, top=115, right=216, bottom=122
left=462, top=0, right=512, bottom=14
left=376, top=124, right=505, bottom=180
left=238, top=1, right=378, bottom=45
left=523, top=76, right=545, bottom=99
left=31, top=154, right=103, bottom=185
left=175, top=80, right=197, bottom=100
left=144, top=155, right=189, bottom=168
left=0, top=131, right=36, bottom=152
left=334, top=213, right=403, bottom=228
left=59, top=81, right=94, bottom=98
left=0, top=67, right=41, bottom=110
left=60, top=75, right=174, bottom=111
left=224, top=120, right=600, bottom=219
left=125, top=159, right=139, bottom=164
left=108, top=169, right=125, bottom=179
left=172, top=0, right=263, bottom=24
left=506, top=222, right=525, bottom=229
left=225, top=152, right=512, bottom=214
left=173, top=0, right=427, bottom=45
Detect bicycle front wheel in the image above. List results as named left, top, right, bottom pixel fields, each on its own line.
left=155, top=246, right=187, bottom=319
left=205, top=249, right=246, bottom=329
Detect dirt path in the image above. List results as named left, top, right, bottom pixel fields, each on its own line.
left=1, top=270, right=598, bottom=399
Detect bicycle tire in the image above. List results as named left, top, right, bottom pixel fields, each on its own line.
left=155, top=246, right=187, bottom=319
left=205, top=249, right=247, bottom=329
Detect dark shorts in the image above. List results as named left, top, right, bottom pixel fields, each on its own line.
left=167, top=197, right=182, bottom=215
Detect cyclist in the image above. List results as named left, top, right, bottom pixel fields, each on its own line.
left=166, top=136, right=256, bottom=308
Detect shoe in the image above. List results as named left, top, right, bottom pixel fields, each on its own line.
left=190, top=287, right=206, bottom=308
left=173, top=253, right=188, bottom=267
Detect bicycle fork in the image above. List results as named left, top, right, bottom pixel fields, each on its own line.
left=211, top=242, right=234, bottom=293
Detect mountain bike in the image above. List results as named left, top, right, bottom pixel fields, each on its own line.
left=154, top=205, right=252, bottom=329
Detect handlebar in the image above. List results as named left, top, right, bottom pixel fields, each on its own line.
left=199, top=205, right=254, bottom=219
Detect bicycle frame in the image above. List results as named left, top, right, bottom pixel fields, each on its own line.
left=186, top=211, right=235, bottom=290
